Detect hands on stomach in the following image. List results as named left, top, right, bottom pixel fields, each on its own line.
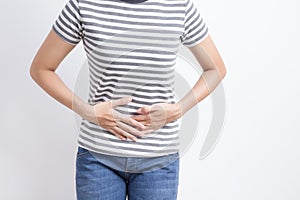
left=89, top=96, right=181, bottom=142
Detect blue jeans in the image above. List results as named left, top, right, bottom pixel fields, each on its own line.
left=76, top=146, right=179, bottom=200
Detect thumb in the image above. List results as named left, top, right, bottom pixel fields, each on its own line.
left=111, top=96, right=132, bottom=108
left=137, top=105, right=151, bottom=114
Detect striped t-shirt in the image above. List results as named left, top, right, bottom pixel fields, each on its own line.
left=53, top=0, right=209, bottom=157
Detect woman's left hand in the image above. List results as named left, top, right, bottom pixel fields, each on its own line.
left=131, top=103, right=182, bottom=136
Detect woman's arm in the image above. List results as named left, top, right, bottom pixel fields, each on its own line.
left=178, top=34, right=226, bottom=115
left=30, top=29, right=145, bottom=141
left=132, top=35, right=226, bottom=132
left=30, top=29, right=82, bottom=114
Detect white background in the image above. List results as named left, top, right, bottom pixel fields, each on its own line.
left=0, top=0, right=299, bottom=199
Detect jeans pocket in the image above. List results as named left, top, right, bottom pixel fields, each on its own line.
left=77, top=146, right=90, bottom=158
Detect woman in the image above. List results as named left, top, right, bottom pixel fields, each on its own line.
left=30, top=0, right=226, bottom=199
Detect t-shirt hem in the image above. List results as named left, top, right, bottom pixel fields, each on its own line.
left=77, top=142, right=179, bottom=158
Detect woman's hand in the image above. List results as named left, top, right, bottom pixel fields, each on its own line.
left=131, top=103, right=182, bottom=136
left=86, top=96, right=147, bottom=142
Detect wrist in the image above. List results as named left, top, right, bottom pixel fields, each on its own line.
left=80, top=103, right=95, bottom=120
left=172, top=102, right=182, bottom=121
left=72, top=94, right=95, bottom=121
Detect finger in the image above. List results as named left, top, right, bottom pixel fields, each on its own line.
left=111, top=96, right=132, bottom=108
left=121, top=122, right=154, bottom=136
left=116, top=121, right=143, bottom=139
left=131, top=114, right=151, bottom=122
left=137, top=105, right=151, bottom=114
left=112, top=110, right=144, bottom=129
left=138, top=120, right=152, bottom=126
left=120, top=120, right=152, bottom=137
left=144, top=117, right=166, bottom=129
left=109, top=128, right=127, bottom=140
left=120, top=116, right=145, bottom=130
left=140, top=128, right=155, bottom=136
left=113, top=125, right=138, bottom=142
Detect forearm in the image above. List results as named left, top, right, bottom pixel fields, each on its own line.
left=30, top=68, right=93, bottom=120
left=177, top=68, right=224, bottom=117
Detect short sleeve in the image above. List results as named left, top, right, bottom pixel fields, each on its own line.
left=52, top=0, right=83, bottom=45
left=180, top=0, right=209, bottom=47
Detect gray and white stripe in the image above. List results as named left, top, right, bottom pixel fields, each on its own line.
left=53, top=0, right=209, bottom=157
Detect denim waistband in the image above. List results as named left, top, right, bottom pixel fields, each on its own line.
left=77, top=146, right=179, bottom=173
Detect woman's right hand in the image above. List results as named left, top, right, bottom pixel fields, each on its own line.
left=86, top=96, right=146, bottom=142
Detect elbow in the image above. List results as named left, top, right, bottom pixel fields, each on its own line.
left=29, top=60, right=51, bottom=82
left=219, top=65, right=227, bottom=80
left=29, top=62, right=46, bottom=83
left=29, top=64, right=36, bottom=80
left=29, top=63, right=39, bottom=82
